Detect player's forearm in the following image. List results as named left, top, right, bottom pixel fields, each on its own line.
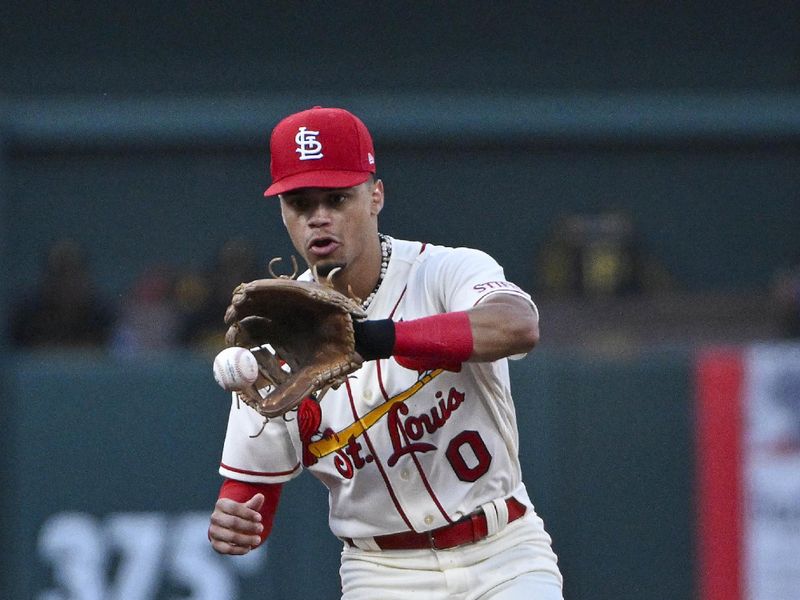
left=466, top=295, right=539, bottom=361
left=353, top=294, right=538, bottom=368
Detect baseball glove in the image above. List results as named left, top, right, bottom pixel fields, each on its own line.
left=223, top=267, right=366, bottom=419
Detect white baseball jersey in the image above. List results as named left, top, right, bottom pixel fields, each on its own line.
left=219, top=237, right=540, bottom=540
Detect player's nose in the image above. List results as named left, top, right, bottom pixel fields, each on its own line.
left=307, top=203, right=333, bottom=226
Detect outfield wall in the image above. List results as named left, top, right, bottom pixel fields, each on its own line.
left=0, top=348, right=694, bottom=600
left=3, top=94, right=799, bottom=300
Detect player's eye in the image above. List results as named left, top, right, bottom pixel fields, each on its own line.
left=328, top=194, right=347, bottom=207
left=285, top=197, right=311, bottom=212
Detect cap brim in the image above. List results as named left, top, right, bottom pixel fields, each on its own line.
left=264, top=170, right=372, bottom=197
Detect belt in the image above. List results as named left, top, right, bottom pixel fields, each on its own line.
left=344, top=497, right=527, bottom=551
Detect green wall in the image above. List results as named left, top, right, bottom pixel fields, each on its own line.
left=3, top=2, right=800, bottom=299
left=6, top=122, right=800, bottom=299
left=1, top=349, right=693, bottom=600
left=3, top=3, right=799, bottom=95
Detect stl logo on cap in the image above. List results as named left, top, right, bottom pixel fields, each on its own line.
left=264, top=106, right=376, bottom=197
left=295, top=126, right=323, bottom=161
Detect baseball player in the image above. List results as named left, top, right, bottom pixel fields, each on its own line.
left=208, top=106, right=563, bottom=599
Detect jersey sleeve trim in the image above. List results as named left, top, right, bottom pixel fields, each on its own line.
left=473, top=289, right=538, bottom=317
left=219, top=461, right=301, bottom=482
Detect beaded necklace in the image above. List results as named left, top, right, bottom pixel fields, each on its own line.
left=361, top=233, right=392, bottom=311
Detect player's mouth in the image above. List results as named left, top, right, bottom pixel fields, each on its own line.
left=308, top=236, right=340, bottom=258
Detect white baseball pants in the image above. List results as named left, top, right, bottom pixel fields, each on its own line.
left=339, top=511, right=563, bottom=600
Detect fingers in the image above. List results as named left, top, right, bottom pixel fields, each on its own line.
left=209, top=536, right=257, bottom=556
left=245, top=493, right=265, bottom=511
left=208, top=496, right=264, bottom=555
left=224, top=324, right=239, bottom=346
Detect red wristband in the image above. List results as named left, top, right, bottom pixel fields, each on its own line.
left=393, top=312, right=473, bottom=363
left=218, top=479, right=283, bottom=543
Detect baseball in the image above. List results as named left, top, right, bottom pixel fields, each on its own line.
left=213, top=347, right=259, bottom=392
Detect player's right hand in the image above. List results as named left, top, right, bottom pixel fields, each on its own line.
left=208, top=493, right=265, bottom=555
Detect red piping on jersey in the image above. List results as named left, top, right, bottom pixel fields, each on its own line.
left=388, top=286, right=407, bottom=319
left=382, top=240, right=452, bottom=522
left=472, top=289, right=529, bottom=308
left=376, top=359, right=454, bottom=524
left=220, top=462, right=300, bottom=478
left=386, top=241, right=426, bottom=319
left=345, top=377, right=415, bottom=531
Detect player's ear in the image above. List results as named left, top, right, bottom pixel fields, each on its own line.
left=278, top=197, right=288, bottom=226
left=370, top=179, right=384, bottom=216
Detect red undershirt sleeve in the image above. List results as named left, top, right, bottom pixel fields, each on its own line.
left=218, top=479, right=283, bottom=543
left=393, top=311, right=474, bottom=371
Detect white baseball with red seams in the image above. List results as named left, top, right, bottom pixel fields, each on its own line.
left=213, top=347, right=259, bottom=392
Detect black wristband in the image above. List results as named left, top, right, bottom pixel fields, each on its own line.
left=352, top=319, right=396, bottom=361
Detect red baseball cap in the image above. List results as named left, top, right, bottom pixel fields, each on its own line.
left=264, top=106, right=376, bottom=196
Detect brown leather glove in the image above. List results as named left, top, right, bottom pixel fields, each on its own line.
left=223, top=276, right=366, bottom=418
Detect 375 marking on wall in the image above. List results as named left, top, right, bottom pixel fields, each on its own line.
left=37, top=511, right=267, bottom=600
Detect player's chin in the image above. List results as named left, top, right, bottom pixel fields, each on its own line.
left=314, top=260, right=347, bottom=279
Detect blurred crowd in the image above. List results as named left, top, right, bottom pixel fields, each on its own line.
left=772, top=259, right=800, bottom=339
left=7, top=220, right=800, bottom=354
left=7, top=237, right=265, bottom=355
left=534, top=210, right=676, bottom=298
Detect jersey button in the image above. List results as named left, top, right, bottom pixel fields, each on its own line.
left=424, top=515, right=434, bottom=526
left=400, top=469, right=410, bottom=480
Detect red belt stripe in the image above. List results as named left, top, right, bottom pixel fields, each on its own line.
left=344, top=497, right=527, bottom=551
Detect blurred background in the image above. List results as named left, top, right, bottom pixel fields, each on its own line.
left=1, top=2, right=799, bottom=599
